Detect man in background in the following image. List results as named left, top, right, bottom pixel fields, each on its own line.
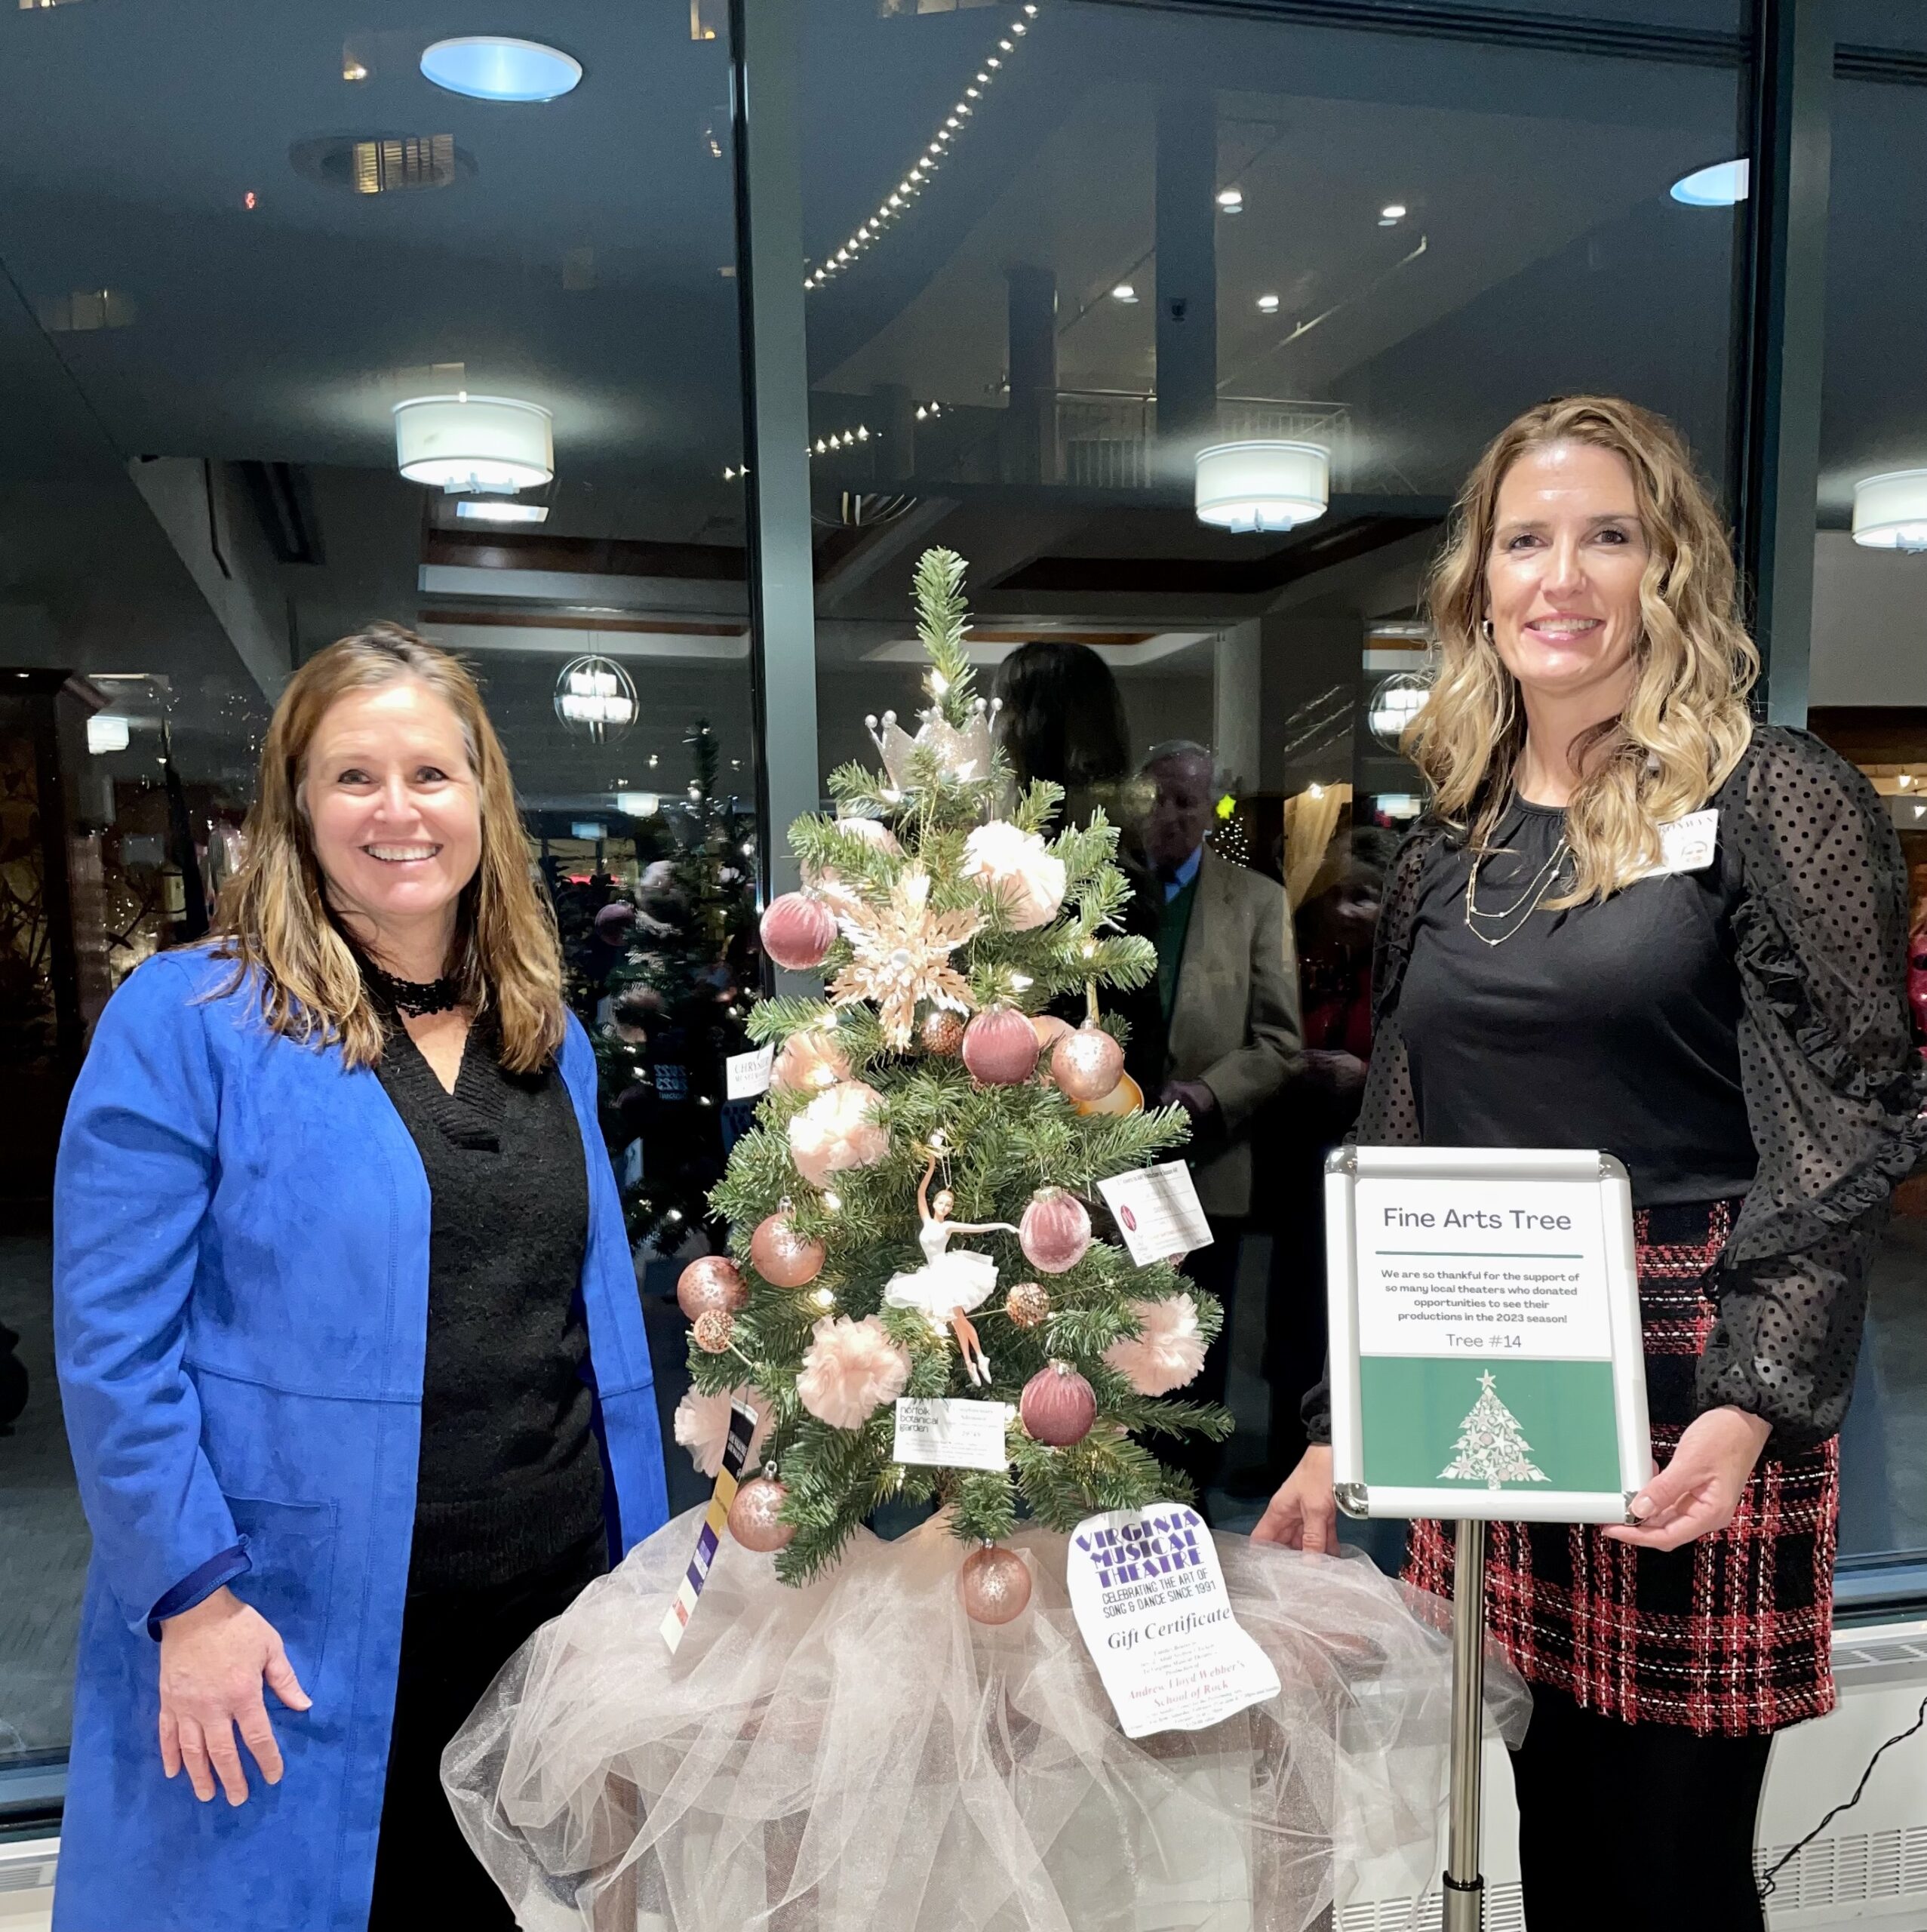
left=1138, top=740, right=1300, bottom=1508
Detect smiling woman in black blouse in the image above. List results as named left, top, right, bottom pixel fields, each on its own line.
left=1256, top=396, right=1927, bottom=1931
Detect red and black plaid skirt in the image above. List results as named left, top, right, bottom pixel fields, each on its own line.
left=1405, top=1198, right=1839, bottom=1737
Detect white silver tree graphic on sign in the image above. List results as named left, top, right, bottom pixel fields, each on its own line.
left=1439, top=1371, right=1551, bottom=1489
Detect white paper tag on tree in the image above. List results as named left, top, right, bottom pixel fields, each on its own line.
left=724, top=1044, right=774, bottom=1100
left=891, top=1398, right=1013, bottom=1471
left=1097, top=1161, right=1214, bottom=1264
left=1065, top=1503, right=1280, bottom=1739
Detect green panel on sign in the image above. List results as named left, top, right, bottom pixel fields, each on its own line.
left=1360, top=1357, right=1621, bottom=1493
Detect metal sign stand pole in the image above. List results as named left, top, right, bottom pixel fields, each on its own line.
left=1443, top=1516, right=1488, bottom=1931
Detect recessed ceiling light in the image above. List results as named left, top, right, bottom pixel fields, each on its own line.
left=455, top=499, right=549, bottom=524
left=1380, top=202, right=1407, bottom=220
left=420, top=37, right=582, bottom=103
left=1256, top=293, right=1280, bottom=312
left=1216, top=188, right=1243, bottom=213
left=1670, top=158, right=1748, bottom=207
left=1111, top=282, right=1138, bottom=303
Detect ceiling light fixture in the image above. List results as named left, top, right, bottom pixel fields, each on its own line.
left=806, top=4, right=1040, bottom=293
left=1852, top=470, right=1927, bottom=552
left=1380, top=202, right=1407, bottom=220
left=454, top=499, right=549, bottom=524
left=1194, top=440, right=1329, bottom=534
left=1670, top=158, right=1748, bottom=206
left=420, top=36, right=582, bottom=103
left=1216, top=188, right=1243, bottom=213
left=1111, top=282, right=1139, bottom=304
left=555, top=656, right=637, bottom=740
left=1256, top=293, right=1280, bottom=312
left=394, top=394, right=554, bottom=494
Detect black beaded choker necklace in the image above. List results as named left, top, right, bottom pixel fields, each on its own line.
left=364, top=960, right=463, bottom=1017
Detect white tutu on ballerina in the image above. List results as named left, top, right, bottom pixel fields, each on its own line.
left=441, top=1511, right=1528, bottom=1932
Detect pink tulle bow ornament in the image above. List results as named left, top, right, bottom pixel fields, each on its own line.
left=1102, top=1294, right=1206, bottom=1396
left=796, top=1314, right=911, bottom=1430
left=672, top=1384, right=773, bottom=1476
left=788, top=1080, right=888, bottom=1189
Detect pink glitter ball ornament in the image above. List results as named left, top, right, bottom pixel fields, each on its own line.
left=961, top=1004, right=1040, bottom=1086
left=1019, top=1187, right=1091, bottom=1275
left=1019, top=1361, right=1097, bottom=1447
left=760, top=892, right=838, bottom=971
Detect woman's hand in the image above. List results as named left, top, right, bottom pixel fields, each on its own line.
left=1252, top=1444, right=1337, bottom=1553
left=158, top=1586, right=312, bottom=1805
left=1604, top=1405, right=1772, bottom=1552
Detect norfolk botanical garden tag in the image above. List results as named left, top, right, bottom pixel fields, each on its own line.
left=1066, top=1503, right=1280, bottom=1739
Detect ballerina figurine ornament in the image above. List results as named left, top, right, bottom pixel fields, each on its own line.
left=883, top=1146, right=1017, bottom=1386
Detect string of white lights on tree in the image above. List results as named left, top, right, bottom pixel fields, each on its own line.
left=805, top=3, right=1040, bottom=293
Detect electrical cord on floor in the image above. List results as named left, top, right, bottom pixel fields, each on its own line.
left=1756, top=1690, right=1927, bottom=1903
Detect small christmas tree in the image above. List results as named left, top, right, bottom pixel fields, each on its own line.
left=681, top=549, right=1231, bottom=1594
left=1438, top=1371, right=1550, bottom=1491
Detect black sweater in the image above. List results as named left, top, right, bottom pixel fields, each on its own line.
left=377, top=1015, right=607, bottom=1592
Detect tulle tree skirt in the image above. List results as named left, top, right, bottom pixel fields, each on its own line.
left=443, top=1509, right=1529, bottom=1932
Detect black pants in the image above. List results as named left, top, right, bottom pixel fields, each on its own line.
left=366, top=1534, right=607, bottom=1930
left=1509, top=1680, right=1773, bottom=1931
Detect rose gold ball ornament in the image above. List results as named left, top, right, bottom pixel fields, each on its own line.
left=1050, top=1024, right=1125, bottom=1105
left=727, top=1475, right=795, bottom=1553
left=677, top=1255, right=748, bottom=1322
left=920, top=1008, right=966, bottom=1057
left=959, top=1544, right=1033, bottom=1626
left=693, top=1309, right=736, bottom=1355
left=750, top=1211, right=825, bottom=1289
left=1019, top=1187, right=1092, bottom=1275
left=759, top=892, right=838, bottom=972
left=1020, top=1360, right=1098, bottom=1447
left=1004, top=1281, right=1050, bottom=1330
left=1031, top=1014, right=1074, bottom=1082
left=961, top=1004, right=1040, bottom=1086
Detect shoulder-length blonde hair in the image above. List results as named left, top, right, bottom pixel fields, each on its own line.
left=1410, top=395, right=1757, bottom=903
left=210, top=623, right=566, bottom=1072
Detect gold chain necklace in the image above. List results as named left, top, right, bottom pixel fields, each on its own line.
left=1464, top=838, right=1573, bottom=947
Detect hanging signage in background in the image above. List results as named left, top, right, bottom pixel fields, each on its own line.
left=1326, top=1147, right=1651, bottom=1524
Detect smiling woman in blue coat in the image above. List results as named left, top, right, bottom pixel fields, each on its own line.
left=52, top=623, right=670, bottom=1932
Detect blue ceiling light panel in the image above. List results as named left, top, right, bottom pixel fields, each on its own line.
left=1670, top=158, right=1748, bottom=207
left=420, top=37, right=582, bottom=103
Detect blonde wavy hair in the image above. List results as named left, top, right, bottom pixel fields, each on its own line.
left=1410, top=395, right=1757, bottom=903
left=210, top=623, right=566, bottom=1072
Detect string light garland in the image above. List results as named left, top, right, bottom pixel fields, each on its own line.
left=805, top=4, right=1040, bottom=294
left=724, top=425, right=877, bottom=480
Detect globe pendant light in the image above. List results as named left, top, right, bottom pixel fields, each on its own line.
left=393, top=394, right=553, bottom=494
left=1852, top=471, right=1927, bottom=552
left=555, top=655, right=638, bottom=742
left=1194, top=440, right=1329, bottom=534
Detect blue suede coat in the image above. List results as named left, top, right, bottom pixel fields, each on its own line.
left=51, top=948, right=668, bottom=1931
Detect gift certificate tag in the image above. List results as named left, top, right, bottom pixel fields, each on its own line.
left=1097, top=1161, right=1215, bottom=1265
left=1067, top=1503, right=1280, bottom=1739
left=892, top=1398, right=1013, bottom=1472
left=725, top=1044, right=774, bottom=1100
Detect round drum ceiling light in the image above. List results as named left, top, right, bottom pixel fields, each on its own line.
left=394, top=395, right=553, bottom=494
left=1852, top=470, right=1927, bottom=552
left=1194, top=441, right=1329, bottom=534
left=1670, top=158, right=1748, bottom=206
left=420, top=37, right=582, bottom=103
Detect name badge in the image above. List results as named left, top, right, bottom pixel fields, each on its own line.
left=1634, top=808, right=1717, bottom=880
